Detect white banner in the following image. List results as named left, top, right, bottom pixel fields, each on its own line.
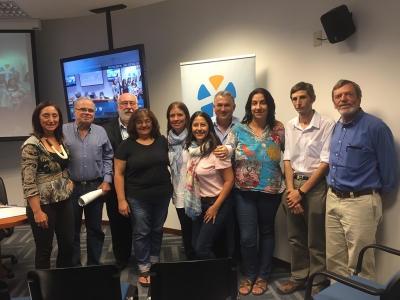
left=180, top=54, right=256, bottom=119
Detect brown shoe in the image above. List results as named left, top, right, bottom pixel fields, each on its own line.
left=276, top=281, right=306, bottom=295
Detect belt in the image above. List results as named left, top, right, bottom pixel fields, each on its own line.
left=294, top=174, right=309, bottom=180
left=330, top=187, right=374, bottom=198
left=73, top=177, right=103, bottom=185
left=201, top=196, right=218, bottom=203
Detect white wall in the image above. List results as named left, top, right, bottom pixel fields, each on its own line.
left=1, top=0, right=400, bottom=283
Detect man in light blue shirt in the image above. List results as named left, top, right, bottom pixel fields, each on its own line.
left=326, top=80, right=398, bottom=280
left=63, top=97, right=114, bottom=266
left=211, top=91, right=241, bottom=146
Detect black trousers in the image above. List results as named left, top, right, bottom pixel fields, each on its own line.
left=105, top=185, right=132, bottom=261
left=176, top=207, right=196, bottom=260
left=27, top=198, right=74, bottom=269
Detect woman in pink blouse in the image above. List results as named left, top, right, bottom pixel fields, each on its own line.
left=184, top=111, right=234, bottom=259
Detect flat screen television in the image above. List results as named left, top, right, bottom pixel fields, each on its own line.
left=0, top=30, right=40, bottom=141
left=60, top=44, right=149, bottom=123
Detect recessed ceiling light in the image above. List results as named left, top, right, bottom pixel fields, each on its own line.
left=0, top=1, right=29, bottom=18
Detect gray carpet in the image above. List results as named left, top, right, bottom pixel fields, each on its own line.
left=1, top=225, right=305, bottom=299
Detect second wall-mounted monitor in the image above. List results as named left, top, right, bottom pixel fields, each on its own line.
left=60, top=44, right=149, bottom=123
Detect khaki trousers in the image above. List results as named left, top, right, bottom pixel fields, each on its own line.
left=282, top=179, right=327, bottom=289
left=325, top=189, right=382, bottom=280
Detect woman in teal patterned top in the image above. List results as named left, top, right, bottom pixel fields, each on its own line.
left=226, top=88, right=285, bottom=296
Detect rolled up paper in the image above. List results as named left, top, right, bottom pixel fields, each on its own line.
left=78, top=189, right=102, bottom=206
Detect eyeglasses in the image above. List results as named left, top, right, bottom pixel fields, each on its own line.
left=135, top=120, right=152, bottom=126
left=119, top=101, right=137, bottom=107
left=75, top=108, right=95, bottom=113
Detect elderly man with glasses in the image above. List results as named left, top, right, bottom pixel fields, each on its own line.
left=63, top=97, right=114, bottom=266
left=101, top=93, right=138, bottom=270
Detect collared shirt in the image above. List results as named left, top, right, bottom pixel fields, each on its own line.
left=63, top=122, right=114, bottom=183
left=327, top=109, right=398, bottom=194
left=118, top=118, right=129, bottom=140
left=211, top=115, right=241, bottom=145
left=283, top=110, right=335, bottom=176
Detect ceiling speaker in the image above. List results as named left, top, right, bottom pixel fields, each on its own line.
left=321, top=5, right=356, bottom=44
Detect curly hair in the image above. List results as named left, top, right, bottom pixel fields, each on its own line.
left=127, top=108, right=161, bottom=139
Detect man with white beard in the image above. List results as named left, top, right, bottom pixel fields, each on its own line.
left=102, top=93, right=138, bottom=270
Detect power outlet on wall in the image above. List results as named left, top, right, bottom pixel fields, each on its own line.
left=313, top=30, right=322, bottom=47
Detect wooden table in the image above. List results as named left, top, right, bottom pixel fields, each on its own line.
left=0, top=215, right=28, bottom=229
left=0, top=214, right=28, bottom=279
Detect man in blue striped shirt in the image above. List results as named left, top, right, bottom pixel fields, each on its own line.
left=326, top=79, right=398, bottom=280
left=64, top=97, right=114, bottom=266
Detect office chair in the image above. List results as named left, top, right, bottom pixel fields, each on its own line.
left=27, top=265, right=138, bottom=300
left=149, top=258, right=239, bottom=300
left=305, top=244, right=400, bottom=300
left=0, top=177, right=18, bottom=279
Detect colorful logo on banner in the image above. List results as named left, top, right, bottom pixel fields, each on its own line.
left=197, top=75, right=236, bottom=116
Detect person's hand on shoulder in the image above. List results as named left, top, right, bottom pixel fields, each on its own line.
left=213, top=145, right=229, bottom=159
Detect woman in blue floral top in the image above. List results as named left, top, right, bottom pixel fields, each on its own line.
left=226, top=88, right=285, bottom=296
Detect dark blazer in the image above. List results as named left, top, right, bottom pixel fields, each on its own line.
left=102, top=118, right=123, bottom=154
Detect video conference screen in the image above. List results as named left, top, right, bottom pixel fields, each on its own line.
left=60, top=45, right=149, bottom=122
left=0, top=31, right=39, bottom=141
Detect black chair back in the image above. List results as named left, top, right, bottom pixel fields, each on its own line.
left=150, top=258, right=238, bottom=300
left=27, top=265, right=122, bottom=300
left=0, top=280, right=11, bottom=300
left=383, top=270, right=400, bottom=300
left=0, top=177, right=14, bottom=237
left=0, top=177, right=9, bottom=206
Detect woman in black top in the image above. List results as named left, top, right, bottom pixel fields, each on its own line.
left=21, top=101, right=74, bottom=269
left=114, top=108, right=173, bottom=287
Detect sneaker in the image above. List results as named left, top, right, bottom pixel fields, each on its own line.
left=277, top=280, right=306, bottom=295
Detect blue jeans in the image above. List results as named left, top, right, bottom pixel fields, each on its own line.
left=71, top=181, right=105, bottom=266
left=233, top=189, right=281, bottom=281
left=127, top=194, right=171, bottom=271
left=192, top=195, right=233, bottom=260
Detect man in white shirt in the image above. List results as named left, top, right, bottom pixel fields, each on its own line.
left=277, top=82, right=335, bottom=296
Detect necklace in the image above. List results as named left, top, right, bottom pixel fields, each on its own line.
left=45, top=138, right=68, bottom=159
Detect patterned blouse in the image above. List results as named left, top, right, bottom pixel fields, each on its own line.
left=226, top=123, right=285, bottom=194
left=21, top=135, right=72, bottom=205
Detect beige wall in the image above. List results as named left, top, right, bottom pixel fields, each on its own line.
left=1, top=0, right=399, bottom=283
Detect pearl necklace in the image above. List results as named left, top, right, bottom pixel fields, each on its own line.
left=45, top=138, right=68, bottom=159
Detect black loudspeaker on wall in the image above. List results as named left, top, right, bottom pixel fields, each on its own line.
left=321, top=5, right=356, bottom=44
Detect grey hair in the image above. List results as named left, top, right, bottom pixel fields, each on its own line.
left=117, top=93, right=138, bottom=103
left=74, top=97, right=95, bottom=108
left=214, top=91, right=235, bottom=103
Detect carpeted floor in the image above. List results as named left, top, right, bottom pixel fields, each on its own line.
left=1, top=225, right=306, bottom=299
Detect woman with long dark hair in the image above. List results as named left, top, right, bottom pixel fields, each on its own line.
left=185, top=111, right=234, bottom=259
left=166, top=102, right=196, bottom=260
left=21, top=101, right=74, bottom=269
left=226, top=88, right=285, bottom=296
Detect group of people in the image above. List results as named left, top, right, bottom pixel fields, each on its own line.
left=20, top=79, right=398, bottom=297
left=112, top=75, right=142, bottom=100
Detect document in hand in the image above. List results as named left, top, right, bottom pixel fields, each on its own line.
left=78, top=189, right=102, bottom=206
